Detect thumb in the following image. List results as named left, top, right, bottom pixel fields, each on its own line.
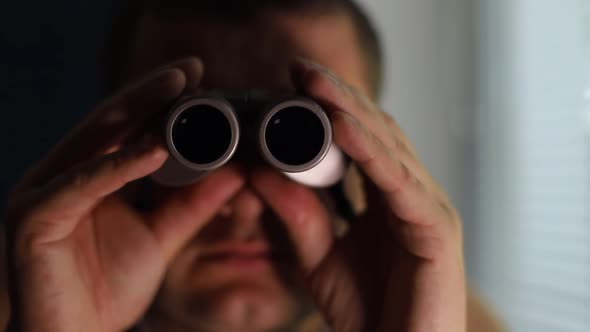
left=250, top=168, right=335, bottom=273
left=146, top=165, right=245, bottom=262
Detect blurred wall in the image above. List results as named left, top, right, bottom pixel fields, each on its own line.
left=0, top=2, right=113, bottom=202
left=473, top=0, right=590, bottom=330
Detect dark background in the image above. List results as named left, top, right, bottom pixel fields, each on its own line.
left=0, top=2, right=117, bottom=203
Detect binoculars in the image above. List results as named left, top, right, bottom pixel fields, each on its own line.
left=152, top=93, right=347, bottom=188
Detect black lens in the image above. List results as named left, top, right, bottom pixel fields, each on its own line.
left=172, top=105, right=233, bottom=165
left=265, top=106, right=325, bottom=166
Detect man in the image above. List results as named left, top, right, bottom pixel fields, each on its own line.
left=2, top=0, right=504, bottom=331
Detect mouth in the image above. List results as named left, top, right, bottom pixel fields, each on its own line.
left=198, top=243, right=275, bottom=270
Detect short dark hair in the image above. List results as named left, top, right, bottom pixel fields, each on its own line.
left=101, top=0, right=383, bottom=97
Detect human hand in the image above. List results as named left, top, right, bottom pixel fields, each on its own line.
left=4, top=58, right=245, bottom=332
left=250, top=59, right=466, bottom=332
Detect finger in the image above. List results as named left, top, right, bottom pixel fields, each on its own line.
left=250, top=168, right=334, bottom=273
left=335, top=113, right=457, bottom=259
left=16, top=143, right=168, bottom=246
left=292, top=59, right=444, bottom=195
left=363, top=179, right=454, bottom=260
left=170, top=56, right=205, bottom=93
left=102, top=57, right=204, bottom=143
left=21, top=58, right=203, bottom=190
left=147, top=164, right=245, bottom=262
left=118, top=57, right=207, bottom=149
left=292, top=60, right=460, bottom=256
left=102, top=57, right=203, bottom=126
left=331, top=110, right=448, bottom=227
left=291, top=59, right=418, bottom=160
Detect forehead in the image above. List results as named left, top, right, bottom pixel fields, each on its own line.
left=128, top=11, right=370, bottom=95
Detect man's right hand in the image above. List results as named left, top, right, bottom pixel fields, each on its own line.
left=4, top=58, right=245, bottom=332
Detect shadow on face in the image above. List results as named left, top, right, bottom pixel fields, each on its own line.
left=125, top=10, right=370, bottom=332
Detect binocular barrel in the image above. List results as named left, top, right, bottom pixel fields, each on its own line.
left=167, top=98, right=240, bottom=171
left=151, top=98, right=240, bottom=186
left=259, top=98, right=332, bottom=173
left=151, top=96, right=346, bottom=187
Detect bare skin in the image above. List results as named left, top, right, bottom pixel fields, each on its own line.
left=4, top=11, right=471, bottom=332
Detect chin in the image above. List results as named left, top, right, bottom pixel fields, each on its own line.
left=191, top=284, right=298, bottom=332
left=155, top=270, right=304, bottom=332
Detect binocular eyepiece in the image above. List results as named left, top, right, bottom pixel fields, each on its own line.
left=151, top=94, right=346, bottom=188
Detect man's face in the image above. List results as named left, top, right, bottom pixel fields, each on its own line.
left=127, top=10, right=370, bottom=332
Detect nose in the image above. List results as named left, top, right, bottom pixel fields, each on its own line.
left=198, top=186, right=268, bottom=243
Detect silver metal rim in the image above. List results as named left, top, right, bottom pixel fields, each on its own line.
left=166, top=97, right=240, bottom=171
left=258, top=98, right=332, bottom=173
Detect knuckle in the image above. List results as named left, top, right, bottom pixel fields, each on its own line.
left=10, top=209, right=57, bottom=260
left=391, top=136, right=408, bottom=155
left=14, top=226, right=46, bottom=260
left=66, top=170, right=83, bottom=188
left=307, top=67, right=354, bottom=101
left=307, top=69, right=336, bottom=93
left=382, top=111, right=395, bottom=126
left=357, top=147, right=377, bottom=168
left=442, top=201, right=458, bottom=219
left=352, top=88, right=378, bottom=112
left=52, top=169, right=99, bottom=205
left=393, top=161, right=413, bottom=191
left=384, top=132, right=411, bottom=159
left=106, top=152, right=130, bottom=174
left=439, top=200, right=461, bottom=227
left=71, top=153, right=128, bottom=190
left=381, top=111, right=401, bottom=133
left=68, top=170, right=94, bottom=192
left=369, top=134, right=415, bottom=192
left=357, top=130, right=381, bottom=165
